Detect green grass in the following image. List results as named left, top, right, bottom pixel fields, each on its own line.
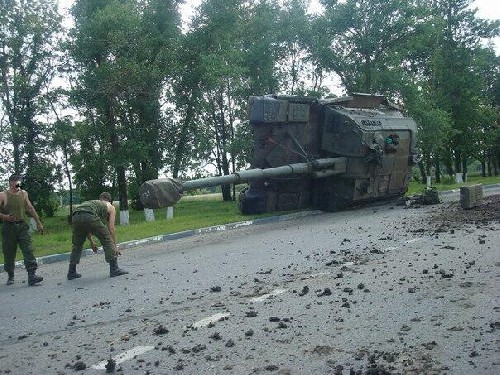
left=0, top=195, right=277, bottom=264
left=406, top=175, right=500, bottom=195
left=2, top=175, right=499, bottom=264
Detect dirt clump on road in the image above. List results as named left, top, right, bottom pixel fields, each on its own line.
left=429, top=193, right=500, bottom=229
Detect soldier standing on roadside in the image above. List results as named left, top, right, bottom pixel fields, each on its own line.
left=0, top=174, right=44, bottom=286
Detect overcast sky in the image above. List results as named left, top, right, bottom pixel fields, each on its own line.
left=58, top=0, right=499, bottom=22
left=176, top=0, right=500, bottom=24
left=57, top=0, right=498, bottom=50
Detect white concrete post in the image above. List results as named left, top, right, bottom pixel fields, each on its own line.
left=455, top=173, right=463, bottom=183
left=119, top=210, right=130, bottom=225
left=144, top=208, right=155, bottom=222
left=166, top=206, right=174, bottom=220
left=29, top=217, right=37, bottom=234
left=426, top=176, right=431, bottom=187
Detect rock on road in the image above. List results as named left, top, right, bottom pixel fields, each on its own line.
left=0, top=194, right=499, bottom=374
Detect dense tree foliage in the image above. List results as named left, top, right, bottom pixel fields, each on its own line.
left=316, top=0, right=428, bottom=93
left=68, top=0, right=181, bottom=218
left=0, top=0, right=62, bottom=215
left=404, top=0, right=499, bottom=180
left=0, top=0, right=498, bottom=215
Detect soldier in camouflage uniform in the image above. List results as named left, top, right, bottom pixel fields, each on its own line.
left=68, top=192, right=128, bottom=279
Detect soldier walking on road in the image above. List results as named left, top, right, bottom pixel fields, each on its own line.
left=0, top=174, right=44, bottom=286
left=68, top=192, right=128, bottom=279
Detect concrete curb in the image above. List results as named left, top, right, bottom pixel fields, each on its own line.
left=1, top=210, right=322, bottom=272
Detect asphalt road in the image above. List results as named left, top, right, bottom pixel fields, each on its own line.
left=0, top=189, right=498, bottom=374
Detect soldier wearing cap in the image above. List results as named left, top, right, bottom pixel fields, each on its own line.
left=0, top=174, right=44, bottom=286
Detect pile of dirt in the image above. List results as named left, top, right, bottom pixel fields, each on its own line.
left=429, top=194, right=500, bottom=228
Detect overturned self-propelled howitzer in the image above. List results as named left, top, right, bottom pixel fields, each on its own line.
left=140, top=93, right=419, bottom=214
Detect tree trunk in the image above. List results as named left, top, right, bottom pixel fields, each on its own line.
left=418, top=162, right=427, bottom=184
left=443, top=153, right=454, bottom=180
left=221, top=152, right=232, bottom=201
left=106, top=101, right=129, bottom=223
left=462, top=158, right=467, bottom=182
left=173, top=102, right=195, bottom=178
left=424, top=155, right=431, bottom=180
left=434, top=159, right=441, bottom=183
left=492, top=150, right=499, bottom=176
left=364, top=55, right=372, bottom=92
left=64, top=148, right=73, bottom=217
left=454, top=150, right=462, bottom=173
left=117, top=166, right=128, bottom=212
left=11, top=118, right=22, bottom=174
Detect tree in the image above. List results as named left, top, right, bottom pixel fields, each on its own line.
left=68, top=0, right=181, bottom=219
left=70, top=117, right=113, bottom=200
left=425, top=0, right=499, bottom=180
left=168, top=30, right=205, bottom=180
left=403, top=85, right=452, bottom=183
left=315, top=0, right=427, bottom=93
left=123, top=0, right=181, bottom=209
left=274, top=0, right=312, bottom=95
left=241, top=0, right=281, bottom=95
left=0, top=0, right=63, bottom=215
left=188, top=0, right=251, bottom=200
left=69, top=0, right=136, bottom=222
left=467, top=46, right=499, bottom=176
left=49, top=88, right=77, bottom=216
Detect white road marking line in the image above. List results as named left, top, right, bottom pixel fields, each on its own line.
left=405, top=238, right=421, bottom=244
left=192, top=312, right=230, bottom=329
left=305, top=272, right=331, bottom=279
left=92, top=345, right=155, bottom=370
left=250, top=288, right=287, bottom=303
left=383, top=246, right=399, bottom=251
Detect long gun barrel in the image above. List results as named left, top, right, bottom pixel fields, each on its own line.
left=140, top=157, right=347, bottom=209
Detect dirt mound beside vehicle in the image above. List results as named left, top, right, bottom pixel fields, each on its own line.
left=430, top=193, right=500, bottom=229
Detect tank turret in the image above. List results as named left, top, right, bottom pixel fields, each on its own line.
left=140, top=93, right=419, bottom=214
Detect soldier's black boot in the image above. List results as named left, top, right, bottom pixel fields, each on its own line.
left=109, top=258, right=128, bottom=277
left=27, top=270, right=43, bottom=286
left=6, top=271, right=14, bottom=285
left=67, top=264, right=81, bottom=280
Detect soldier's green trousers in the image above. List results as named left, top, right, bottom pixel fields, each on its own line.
left=2, top=221, right=38, bottom=273
left=70, top=212, right=115, bottom=264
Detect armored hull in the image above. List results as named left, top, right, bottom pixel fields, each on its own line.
left=240, top=93, right=418, bottom=213
left=140, top=93, right=419, bottom=214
